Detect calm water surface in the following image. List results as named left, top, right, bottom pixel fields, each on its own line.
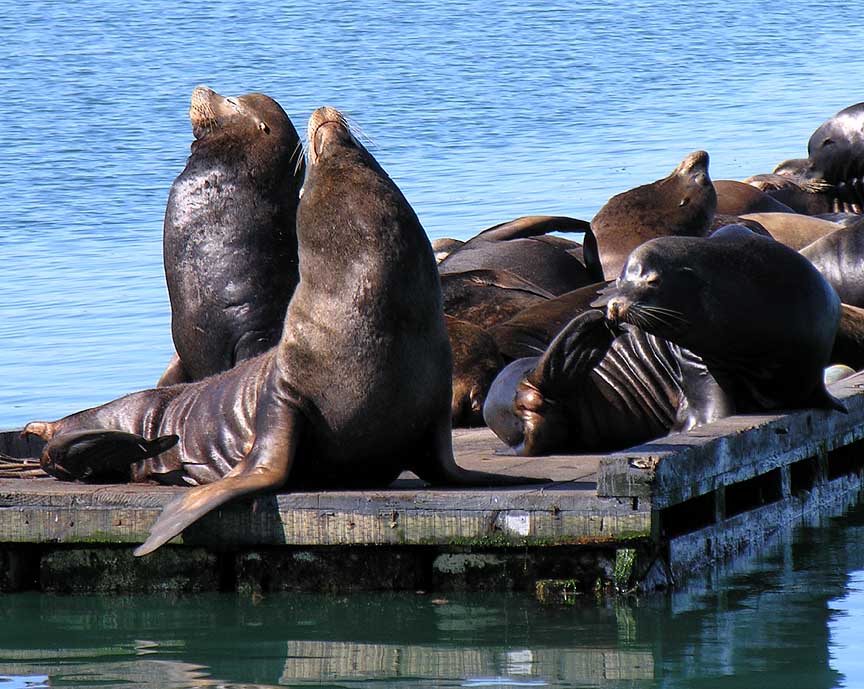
left=2, top=0, right=864, bottom=425
left=3, top=2, right=864, bottom=687
left=2, top=501, right=864, bottom=688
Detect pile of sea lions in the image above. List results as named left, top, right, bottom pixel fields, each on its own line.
left=14, top=90, right=864, bottom=555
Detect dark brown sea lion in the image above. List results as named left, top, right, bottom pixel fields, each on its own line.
left=483, top=312, right=732, bottom=455
left=438, top=215, right=594, bottom=294
left=800, top=217, right=864, bottom=306
left=158, top=86, right=305, bottom=386
left=447, top=316, right=504, bottom=427
left=585, top=150, right=716, bottom=280
left=743, top=173, right=835, bottom=215
left=738, top=212, right=841, bottom=250
left=596, top=225, right=843, bottom=412
left=489, top=282, right=608, bottom=361
left=441, top=269, right=554, bottom=330
left=484, top=226, right=846, bottom=455
left=806, top=102, right=864, bottom=212
left=23, top=107, right=536, bottom=556
left=713, top=180, right=796, bottom=215
left=768, top=104, right=864, bottom=214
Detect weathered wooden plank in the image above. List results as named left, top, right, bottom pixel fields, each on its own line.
left=598, top=372, right=864, bottom=508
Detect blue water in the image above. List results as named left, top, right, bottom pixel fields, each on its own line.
left=2, top=501, right=864, bottom=688
left=2, top=0, right=863, bottom=427
left=2, top=2, right=864, bottom=686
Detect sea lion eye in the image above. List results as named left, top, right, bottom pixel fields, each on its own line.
left=678, top=197, right=690, bottom=207
left=259, top=121, right=270, bottom=134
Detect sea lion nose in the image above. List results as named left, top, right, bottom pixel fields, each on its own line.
left=607, top=297, right=627, bottom=324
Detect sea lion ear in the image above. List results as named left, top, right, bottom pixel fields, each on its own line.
left=258, top=121, right=270, bottom=134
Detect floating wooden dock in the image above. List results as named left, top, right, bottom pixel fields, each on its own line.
left=2, top=372, right=864, bottom=596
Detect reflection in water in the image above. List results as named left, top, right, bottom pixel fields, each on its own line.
left=4, top=504, right=864, bottom=689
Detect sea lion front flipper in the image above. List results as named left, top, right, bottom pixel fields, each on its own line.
left=527, top=310, right=616, bottom=396
left=156, top=352, right=191, bottom=387
left=134, top=387, right=304, bottom=556
left=475, top=215, right=591, bottom=242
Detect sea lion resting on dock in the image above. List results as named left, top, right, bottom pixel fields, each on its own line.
left=484, top=226, right=844, bottom=455
left=438, top=215, right=594, bottom=295
left=24, top=107, right=536, bottom=555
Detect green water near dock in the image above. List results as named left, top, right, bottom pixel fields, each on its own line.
left=3, top=503, right=864, bottom=688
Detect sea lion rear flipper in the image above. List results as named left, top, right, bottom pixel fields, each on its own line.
left=475, top=215, right=591, bottom=242
left=40, top=430, right=179, bottom=483
left=134, top=391, right=303, bottom=556
left=527, top=310, right=615, bottom=395
left=412, top=409, right=550, bottom=486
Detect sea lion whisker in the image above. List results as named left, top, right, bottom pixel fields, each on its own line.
left=638, top=305, right=690, bottom=325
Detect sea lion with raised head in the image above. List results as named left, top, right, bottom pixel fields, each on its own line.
left=158, top=86, right=305, bottom=386
left=24, top=107, right=538, bottom=556
left=585, top=151, right=716, bottom=280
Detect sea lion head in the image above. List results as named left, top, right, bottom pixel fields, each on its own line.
left=307, top=106, right=360, bottom=165
left=188, top=86, right=299, bottom=154
left=592, top=236, right=703, bottom=343
left=588, top=150, right=717, bottom=279
left=659, top=150, right=715, bottom=218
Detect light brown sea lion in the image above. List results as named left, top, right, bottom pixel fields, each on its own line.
left=23, top=107, right=538, bottom=556
left=713, top=180, right=797, bottom=216
left=738, top=212, right=841, bottom=250
left=585, top=150, right=716, bottom=280
left=159, top=86, right=305, bottom=386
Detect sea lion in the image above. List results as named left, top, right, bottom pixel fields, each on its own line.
left=438, top=215, right=594, bottom=294
left=23, top=107, right=536, bottom=556
left=768, top=104, right=864, bottom=214
left=807, top=102, right=864, bottom=209
left=595, top=225, right=844, bottom=412
left=713, top=180, right=797, bottom=215
left=585, top=150, right=716, bottom=280
left=743, top=173, right=835, bottom=215
left=738, top=212, right=841, bottom=250
left=432, top=238, right=464, bottom=263
left=484, top=226, right=846, bottom=456
left=447, top=316, right=504, bottom=427
left=832, top=304, right=864, bottom=371
left=800, top=217, right=864, bottom=306
left=158, top=86, right=305, bottom=386
left=483, top=312, right=733, bottom=455
left=441, top=269, right=554, bottom=330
